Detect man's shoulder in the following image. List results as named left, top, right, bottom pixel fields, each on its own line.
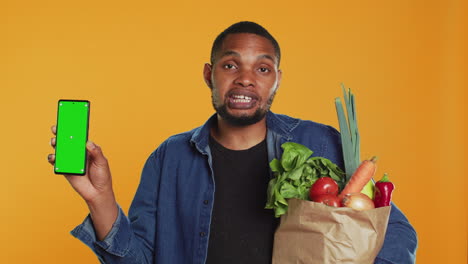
left=148, top=126, right=201, bottom=162
left=161, top=126, right=200, bottom=147
left=270, top=112, right=339, bottom=136
left=272, top=112, right=343, bottom=165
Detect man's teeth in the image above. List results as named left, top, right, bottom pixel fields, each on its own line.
left=232, top=95, right=252, bottom=103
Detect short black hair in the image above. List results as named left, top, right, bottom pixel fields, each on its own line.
left=210, top=21, right=281, bottom=66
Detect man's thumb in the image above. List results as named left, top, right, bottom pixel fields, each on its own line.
left=86, top=141, right=107, bottom=165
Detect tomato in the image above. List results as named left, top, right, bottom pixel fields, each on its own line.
left=309, top=177, right=339, bottom=200
left=312, top=194, right=341, bottom=207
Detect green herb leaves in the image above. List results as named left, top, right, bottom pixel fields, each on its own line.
left=265, top=142, right=345, bottom=217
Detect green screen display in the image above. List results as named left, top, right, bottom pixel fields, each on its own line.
left=54, top=100, right=90, bottom=175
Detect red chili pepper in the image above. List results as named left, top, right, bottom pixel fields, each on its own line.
left=373, top=173, right=395, bottom=207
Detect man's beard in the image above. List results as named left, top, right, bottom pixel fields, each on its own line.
left=212, top=91, right=276, bottom=127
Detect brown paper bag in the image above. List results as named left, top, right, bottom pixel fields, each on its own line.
left=272, top=198, right=391, bottom=264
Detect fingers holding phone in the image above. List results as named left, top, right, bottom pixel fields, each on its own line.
left=48, top=126, right=56, bottom=165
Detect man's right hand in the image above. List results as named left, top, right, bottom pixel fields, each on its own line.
left=48, top=125, right=118, bottom=241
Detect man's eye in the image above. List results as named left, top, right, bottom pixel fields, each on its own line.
left=223, top=64, right=236, bottom=69
left=259, top=67, right=270, bottom=73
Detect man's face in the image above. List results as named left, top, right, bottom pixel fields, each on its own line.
left=204, top=33, right=282, bottom=126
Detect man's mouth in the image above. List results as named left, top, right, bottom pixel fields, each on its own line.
left=231, top=94, right=253, bottom=103
left=227, top=92, right=258, bottom=109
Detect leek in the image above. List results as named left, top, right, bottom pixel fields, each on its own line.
left=335, top=84, right=374, bottom=198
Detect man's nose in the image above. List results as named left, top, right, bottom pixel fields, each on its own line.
left=234, top=69, right=255, bottom=87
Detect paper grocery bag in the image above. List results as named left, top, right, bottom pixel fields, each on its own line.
left=272, top=198, right=391, bottom=264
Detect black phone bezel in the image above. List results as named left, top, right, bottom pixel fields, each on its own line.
left=54, top=99, right=90, bottom=176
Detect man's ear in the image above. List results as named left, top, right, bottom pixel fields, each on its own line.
left=203, top=63, right=213, bottom=89
left=276, top=69, right=282, bottom=91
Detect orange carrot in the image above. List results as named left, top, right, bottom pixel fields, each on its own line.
left=338, top=156, right=378, bottom=199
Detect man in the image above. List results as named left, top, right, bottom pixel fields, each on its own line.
left=48, top=21, right=417, bottom=263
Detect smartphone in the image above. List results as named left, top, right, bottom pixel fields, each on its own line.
left=54, top=100, right=90, bottom=175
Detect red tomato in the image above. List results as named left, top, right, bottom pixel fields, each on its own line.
left=309, top=177, right=339, bottom=200
left=312, top=194, right=341, bottom=207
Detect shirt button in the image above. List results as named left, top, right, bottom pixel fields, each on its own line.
left=203, top=200, right=209, bottom=205
left=200, top=232, right=206, bottom=237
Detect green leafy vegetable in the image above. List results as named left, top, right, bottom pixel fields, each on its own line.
left=265, top=142, right=345, bottom=217
left=280, top=142, right=312, bottom=171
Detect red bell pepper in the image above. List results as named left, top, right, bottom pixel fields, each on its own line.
left=374, top=173, right=395, bottom=207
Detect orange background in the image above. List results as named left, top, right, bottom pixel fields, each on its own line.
left=1, top=0, right=466, bottom=263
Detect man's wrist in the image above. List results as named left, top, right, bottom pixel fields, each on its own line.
left=85, top=190, right=116, bottom=211
left=86, top=191, right=119, bottom=241
left=86, top=191, right=117, bottom=216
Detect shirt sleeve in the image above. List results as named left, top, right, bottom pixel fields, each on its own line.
left=69, top=147, right=165, bottom=264
left=70, top=204, right=134, bottom=261
left=374, top=203, right=418, bottom=264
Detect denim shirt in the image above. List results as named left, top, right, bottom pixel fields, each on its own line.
left=71, top=112, right=417, bottom=264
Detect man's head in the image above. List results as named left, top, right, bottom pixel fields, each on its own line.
left=210, top=21, right=281, bottom=67
left=204, top=21, right=282, bottom=127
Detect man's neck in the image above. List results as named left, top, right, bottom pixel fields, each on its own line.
left=211, top=115, right=267, bottom=150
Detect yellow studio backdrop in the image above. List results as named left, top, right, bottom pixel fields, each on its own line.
left=1, top=0, right=466, bottom=263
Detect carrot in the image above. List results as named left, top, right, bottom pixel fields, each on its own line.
left=338, top=156, right=378, bottom=199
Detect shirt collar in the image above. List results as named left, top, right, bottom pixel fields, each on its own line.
left=190, top=111, right=298, bottom=154
left=190, top=114, right=217, bottom=155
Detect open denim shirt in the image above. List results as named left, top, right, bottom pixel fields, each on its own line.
left=71, top=112, right=417, bottom=264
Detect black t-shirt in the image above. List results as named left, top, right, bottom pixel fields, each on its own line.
left=206, top=136, right=279, bottom=264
